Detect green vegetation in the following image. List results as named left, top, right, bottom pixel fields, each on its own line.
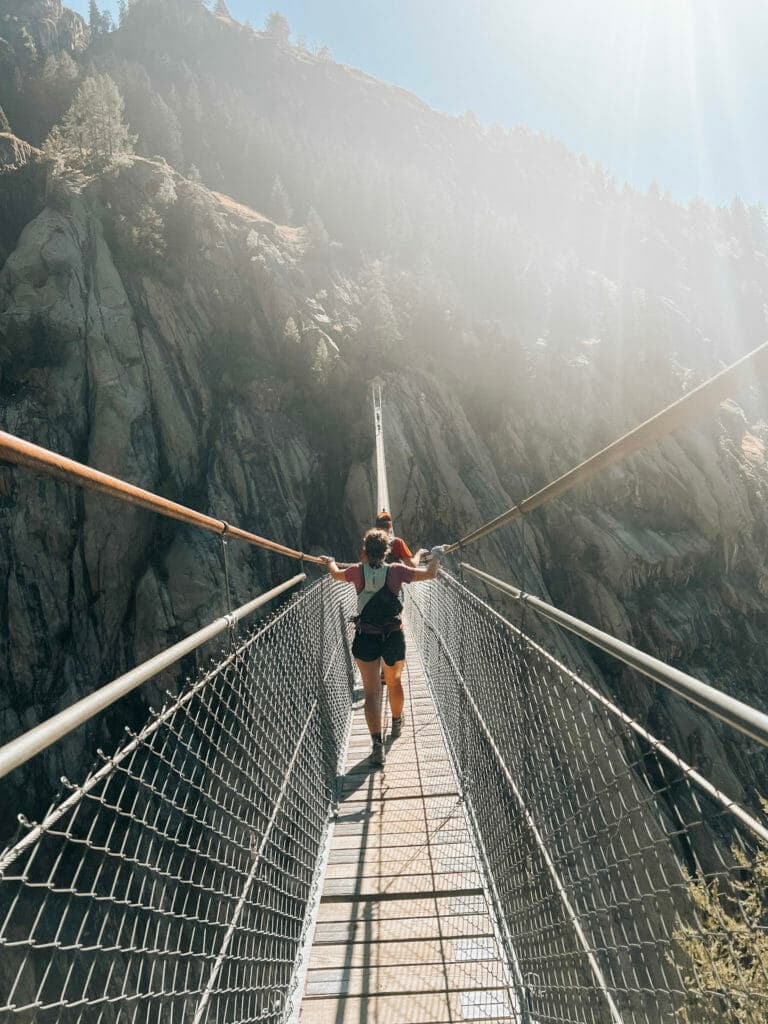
left=270, top=174, right=293, bottom=224
left=89, top=0, right=114, bottom=36
left=44, top=73, right=135, bottom=174
left=265, top=11, right=291, bottom=44
left=673, top=816, right=768, bottom=1024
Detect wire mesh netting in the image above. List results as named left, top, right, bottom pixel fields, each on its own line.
left=0, top=577, right=356, bottom=1024
left=407, top=571, right=768, bottom=1024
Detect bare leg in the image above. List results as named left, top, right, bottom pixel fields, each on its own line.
left=383, top=660, right=405, bottom=720
left=356, top=658, right=384, bottom=736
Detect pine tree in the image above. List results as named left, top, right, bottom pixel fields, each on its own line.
left=265, top=11, right=290, bottom=44
left=0, top=105, right=11, bottom=134
left=46, top=74, right=136, bottom=173
left=305, top=207, right=329, bottom=251
left=43, top=52, right=78, bottom=85
left=148, top=92, right=183, bottom=166
left=110, top=61, right=184, bottom=166
left=270, top=174, right=293, bottom=223
left=214, top=0, right=231, bottom=16
left=360, top=263, right=401, bottom=355
left=88, top=0, right=103, bottom=33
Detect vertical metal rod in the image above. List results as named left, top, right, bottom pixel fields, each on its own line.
left=220, top=531, right=235, bottom=652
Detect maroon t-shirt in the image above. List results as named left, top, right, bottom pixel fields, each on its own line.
left=343, top=562, right=415, bottom=593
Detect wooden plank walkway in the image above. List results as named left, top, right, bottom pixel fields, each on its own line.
left=299, top=640, right=518, bottom=1024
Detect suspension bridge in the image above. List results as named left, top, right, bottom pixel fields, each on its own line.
left=2, top=343, right=768, bottom=1024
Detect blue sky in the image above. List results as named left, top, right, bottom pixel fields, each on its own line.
left=68, top=0, right=768, bottom=206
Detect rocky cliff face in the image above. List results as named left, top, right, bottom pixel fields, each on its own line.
left=0, top=133, right=51, bottom=262
left=1, top=2, right=768, bottom=840
left=0, top=158, right=365, bottom=817
left=2, top=0, right=89, bottom=56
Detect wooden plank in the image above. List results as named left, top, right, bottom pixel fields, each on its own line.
left=332, top=811, right=463, bottom=833
left=331, top=820, right=471, bottom=843
left=313, top=918, right=445, bottom=947
left=333, top=815, right=473, bottom=839
left=309, top=936, right=503, bottom=971
left=329, top=831, right=450, bottom=851
left=323, top=853, right=439, bottom=879
left=342, top=763, right=453, bottom=781
left=344, top=741, right=449, bottom=757
left=324, top=849, right=478, bottom=879
left=339, top=782, right=458, bottom=800
left=321, top=870, right=482, bottom=899
left=340, top=772, right=457, bottom=790
left=303, top=961, right=507, bottom=998
left=454, top=988, right=516, bottom=1021
left=437, top=894, right=490, bottom=917
left=308, top=938, right=444, bottom=970
left=337, top=795, right=463, bottom=816
left=299, top=991, right=453, bottom=1024
left=327, top=840, right=475, bottom=866
left=342, top=758, right=452, bottom=774
left=340, top=783, right=459, bottom=801
left=341, top=754, right=451, bottom=769
left=313, top=915, right=494, bottom=946
left=299, top=992, right=515, bottom=1024
left=321, top=856, right=438, bottom=880
left=438, top=914, right=497, bottom=940
left=316, top=896, right=438, bottom=924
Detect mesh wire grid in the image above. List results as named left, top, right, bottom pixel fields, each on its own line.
left=407, top=571, right=768, bottom=1024
left=0, top=577, right=356, bottom=1024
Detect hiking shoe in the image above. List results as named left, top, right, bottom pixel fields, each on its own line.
left=369, top=739, right=386, bottom=768
left=390, top=717, right=403, bottom=740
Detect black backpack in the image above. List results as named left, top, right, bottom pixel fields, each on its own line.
left=355, top=567, right=403, bottom=635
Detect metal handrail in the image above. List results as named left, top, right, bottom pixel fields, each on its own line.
left=446, top=338, right=768, bottom=553
left=0, top=574, right=305, bottom=779
left=460, top=562, right=768, bottom=750
left=0, top=430, right=325, bottom=565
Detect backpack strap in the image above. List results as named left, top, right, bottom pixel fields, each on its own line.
left=356, top=566, right=403, bottom=635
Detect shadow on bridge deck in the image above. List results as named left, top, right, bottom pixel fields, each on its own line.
left=299, top=639, right=518, bottom=1024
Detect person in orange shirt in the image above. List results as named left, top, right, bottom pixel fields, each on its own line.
left=375, top=510, right=427, bottom=567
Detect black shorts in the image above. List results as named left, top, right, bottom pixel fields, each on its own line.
left=352, top=629, right=406, bottom=666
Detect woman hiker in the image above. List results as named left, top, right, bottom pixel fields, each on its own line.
left=320, top=528, right=445, bottom=767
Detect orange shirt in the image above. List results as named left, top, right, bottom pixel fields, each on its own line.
left=390, top=536, right=412, bottom=562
